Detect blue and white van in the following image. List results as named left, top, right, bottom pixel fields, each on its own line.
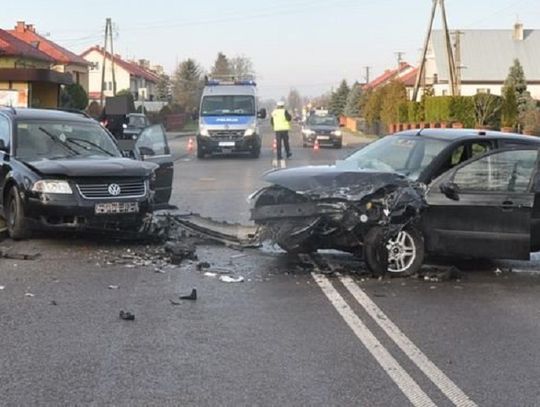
left=196, top=80, right=266, bottom=158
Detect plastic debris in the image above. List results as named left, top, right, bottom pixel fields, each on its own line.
left=50, top=300, right=58, bottom=306
left=0, top=247, right=41, bottom=260
left=219, top=275, right=244, bottom=283
left=196, top=261, right=211, bottom=271
left=170, top=299, right=181, bottom=306
left=204, top=272, right=217, bottom=278
left=0, top=286, right=4, bottom=290
left=119, top=310, right=135, bottom=321
left=25, top=293, right=35, bottom=297
left=108, top=285, right=119, bottom=290
left=179, top=288, right=197, bottom=300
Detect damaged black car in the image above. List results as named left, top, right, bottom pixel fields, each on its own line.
left=0, top=108, right=172, bottom=239
left=251, top=129, right=540, bottom=276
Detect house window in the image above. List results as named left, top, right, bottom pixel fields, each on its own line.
left=476, top=88, right=491, bottom=94
left=92, top=62, right=100, bottom=71
left=442, top=89, right=448, bottom=96
left=433, top=73, right=438, bottom=84
left=108, top=82, right=113, bottom=91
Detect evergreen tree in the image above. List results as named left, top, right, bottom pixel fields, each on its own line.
left=60, top=84, right=89, bottom=110
left=172, top=59, right=203, bottom=113
left=156, top=73, right=171, bottom=101
left=504, top=59, right=528, bottom=114
left=211, top=52, right=232, bottom=77
left=501, top=82, right=518, bottom=128
left=380, top=80, right=407, bottom=125
left=329, top=80, right=350, bottom=117
left=344, top=82, right=363, bottom=117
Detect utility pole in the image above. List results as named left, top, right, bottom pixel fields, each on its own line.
left=395, top=52, right=405, bottom=71
left=99, top=18, right=117, bottom=107
left=453, top=30, right=464, bottom=96
left=363, top=66, right=371, bottom=85
left=412, top=0, right=457, bottom=101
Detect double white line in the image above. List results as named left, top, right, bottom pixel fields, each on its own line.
left=313, top=273, right=477, bottom=407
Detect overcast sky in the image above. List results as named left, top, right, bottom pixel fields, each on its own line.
left=1, top=0, right=539, bottom=99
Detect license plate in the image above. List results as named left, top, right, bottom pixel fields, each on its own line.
left=219, top=141, right=236, bottom=147
left=317, top=135, right=330, bottom=140
left=95, top=202, right=139, bottom=215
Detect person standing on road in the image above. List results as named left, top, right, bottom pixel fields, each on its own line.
left=271, top=101, right=292, bottom=160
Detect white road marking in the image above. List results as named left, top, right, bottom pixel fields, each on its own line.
left=312, top=273, right=437, bottom=407
left=339, top=275, right=477, bottom=407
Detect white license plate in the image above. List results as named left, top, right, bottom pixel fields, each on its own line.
left=317, top=135, right=330, bottom=140
left=219, top=141, right=236, bottom=147
left=95, top=202, right=139, bottom=215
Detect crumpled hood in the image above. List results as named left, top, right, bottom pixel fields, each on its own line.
left=263, top=165, right=418, bottom=201
left=25, top=157, right=158, bottom=178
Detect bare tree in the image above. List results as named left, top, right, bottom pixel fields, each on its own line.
left=230, top=55, right=255, bottom=80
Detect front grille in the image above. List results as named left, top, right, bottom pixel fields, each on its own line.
left=77, top=179, right=146, bottom=199
left=209, top=130, right=244, bottom=141
left=315, top=130, right=333, bottom=135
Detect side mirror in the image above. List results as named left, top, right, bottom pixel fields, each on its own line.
left=257, top=108, right=267, bottom=119
left=440, top=181, right=460, bottom=201
left=138, top=146, right=155, bottom=157
left=0, top=139, right=7, bottom=152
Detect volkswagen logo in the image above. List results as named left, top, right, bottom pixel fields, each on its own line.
left=108, top=184, right=121, bottom=196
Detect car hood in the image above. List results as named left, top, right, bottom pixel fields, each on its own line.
left=263, top=165, right=416, bottom=201
left=24, top=157, right=158, bottom=178
left=305, top=125, right=338, bottom=132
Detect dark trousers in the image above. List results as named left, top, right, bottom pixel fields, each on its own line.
left=275, top=131, right=291, bottom=160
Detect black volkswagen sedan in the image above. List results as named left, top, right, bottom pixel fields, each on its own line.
left=0, top=108, right=172, bottom=239
left=251, top=129, right=540, bottom=276
left=302, top=114, right=343, bottom=148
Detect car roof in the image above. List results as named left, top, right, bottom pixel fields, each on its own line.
left=0, top=107, right=94, bottom=123
left=394, top=128, right=540, bottom=143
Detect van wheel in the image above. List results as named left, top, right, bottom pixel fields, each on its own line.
left=5, top=186, right=30, bottom=240
left=197, top=146, right=205, bottom=159
left=365, top=227, right=424, bottom=277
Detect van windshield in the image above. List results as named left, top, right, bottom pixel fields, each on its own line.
left=201, top=95, right=255, bottom=116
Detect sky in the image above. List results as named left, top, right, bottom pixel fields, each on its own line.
left=1, top=0, right=539, bottom=99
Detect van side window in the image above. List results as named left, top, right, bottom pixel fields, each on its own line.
left=0, top=116, right=10, bottom=148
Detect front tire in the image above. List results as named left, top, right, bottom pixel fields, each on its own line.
left=365, top=227, right=424, bottom=277
left=5, top=186, right=30, bottom=240
left=197, top=145, right=205, bottom=159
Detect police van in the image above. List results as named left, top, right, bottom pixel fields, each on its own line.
left=197, top=79, right=266, bottom=159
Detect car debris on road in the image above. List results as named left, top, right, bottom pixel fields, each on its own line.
left=119, top=310, right=135, bottom=321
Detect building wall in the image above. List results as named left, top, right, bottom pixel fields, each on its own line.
left=433, top=83, right=540, bottom=100
left=83, top=49, right=130, bottom=100
left=52, top=63, right=89, bottom=92
left=31, top=82, right=58, bottom=108
left=0, top=57, right=50, bottom=69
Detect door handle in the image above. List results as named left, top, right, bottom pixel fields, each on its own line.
left=501, top=200, right=515, bottom=210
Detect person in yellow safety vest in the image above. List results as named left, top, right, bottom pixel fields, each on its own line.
left=271, top=101, right=293, bottom=160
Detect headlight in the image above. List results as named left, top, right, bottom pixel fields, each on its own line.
left=244, top=127, right=257, bottom=137
left=332, top=130, right=342, bottom=137
left=32, top=180, right=73, bottom=194
left=199, top=126, right=210, bottom=137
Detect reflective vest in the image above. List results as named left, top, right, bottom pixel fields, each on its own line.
left=272, top=108, right=291, bottom=131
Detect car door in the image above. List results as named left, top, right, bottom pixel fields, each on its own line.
left=423, top=148, right=539, bottom=260
left=135, top=124, right=173, bottom=206
left=0, top=114, right=12, bottom=212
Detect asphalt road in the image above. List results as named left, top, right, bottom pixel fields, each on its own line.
left=1, top=124, right=540, bottom=406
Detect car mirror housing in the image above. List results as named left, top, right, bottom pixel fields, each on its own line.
left=0, top=139, right=8, bottom=152
left=138, top=146, right=155, bottom=158
left=440, top=181, right=460, bottom=201
left=258, top=108, right=267, bottom=119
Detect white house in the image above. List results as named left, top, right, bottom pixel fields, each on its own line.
left=80, top=46, right=159, bottom=103
left=423, top=23, right=540, bottom=100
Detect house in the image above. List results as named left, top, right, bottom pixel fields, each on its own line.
left=0, top=28, right=73, bottom=108
left=424, top=23, right=540, bottom=99
left=81, top=46, right=159, bottom=103
left=8, top=21, right=90, bottom=92
left=363, top=62, right=419, bottom=99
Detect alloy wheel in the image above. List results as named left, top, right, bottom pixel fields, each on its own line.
left=386, top=231, right=416, bottom=273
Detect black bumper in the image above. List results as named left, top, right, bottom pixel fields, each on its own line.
left=23, top=192, right=152, bottom=232
left=304, top=134, right=342, bottom=146
left=197, top=135, right=261, bottom=154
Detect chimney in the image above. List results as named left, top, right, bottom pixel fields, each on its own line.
left=26, top=24, right=35, bottom=33
left=15, top=21, right=25, bottom=32
left=513, top=22, right=524, bottom=41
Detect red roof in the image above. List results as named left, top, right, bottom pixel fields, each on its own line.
left=0, top=28, right=53, bottom=62
left=400, top=67, right=419, bottom=87
left=364, top=62, right=414, bottom=90
left=8, top=22, right=89, bottom=66
left=80, top=46, right=159, bottom=83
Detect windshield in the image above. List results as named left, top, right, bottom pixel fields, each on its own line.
left=15, top=120, right=121, bottom=161
left=201, top=95, right=255, bottom=116
left=345, top=136, right=450, bottom=180
left=128, top=115, right=147, bottom=128
left=307, top=115, right=338, bottom=127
